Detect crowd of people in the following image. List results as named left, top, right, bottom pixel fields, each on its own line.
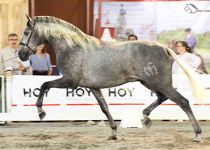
left=0, top=33, right=52, bottom=76
left=0, top=28, right=208, bottom=76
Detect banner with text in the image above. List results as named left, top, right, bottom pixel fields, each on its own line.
left=3, top=75, right=209, bottom=121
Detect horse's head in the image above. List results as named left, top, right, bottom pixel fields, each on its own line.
left=18, top=15, right=44, bottom=61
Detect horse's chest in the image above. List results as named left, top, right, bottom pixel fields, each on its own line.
left=57, top=51, right=83, bottom=73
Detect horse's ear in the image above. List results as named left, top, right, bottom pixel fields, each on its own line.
left=26, top=14, right=34, bottom=24
left=26, top=14, right=34, bottom=29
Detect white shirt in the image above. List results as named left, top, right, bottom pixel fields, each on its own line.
left=0, top=46, right=30, bottom=75
left=172, top=52, right=201, bottom=74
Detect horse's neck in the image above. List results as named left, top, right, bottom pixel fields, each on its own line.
left=48, top=38, right=67, bottom=55
left=41, top=23, right=101, bottom=51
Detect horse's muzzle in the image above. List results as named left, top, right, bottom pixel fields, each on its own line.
left=18, top=51, right=29, bottom=61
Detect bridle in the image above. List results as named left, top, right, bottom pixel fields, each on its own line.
left=19, top=21, right=37, bottom=54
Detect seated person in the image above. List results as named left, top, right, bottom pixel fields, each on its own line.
left=172, top=41, right=201, bottom=74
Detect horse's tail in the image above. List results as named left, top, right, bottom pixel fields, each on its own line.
left=165, top=47, right=210, bottom=101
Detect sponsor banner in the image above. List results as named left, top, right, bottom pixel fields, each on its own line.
left=3, top=75, right=209, bottom=121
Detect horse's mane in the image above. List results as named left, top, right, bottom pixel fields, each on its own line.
left=33, top=16, right=100, bottom=51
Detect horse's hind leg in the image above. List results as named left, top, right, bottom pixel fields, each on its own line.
left=90, top=88, right=117, bottom=140
left=162, top=87, right=202, bottom=142
left=139, top=81, right=168, bottom=128
left=142, top=91, right=168, bottom=128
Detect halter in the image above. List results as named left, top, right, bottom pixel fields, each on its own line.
left=19, top=21, right=37, bottom=54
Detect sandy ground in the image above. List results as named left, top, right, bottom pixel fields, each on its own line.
left=0, top=121, right=210, bottom=150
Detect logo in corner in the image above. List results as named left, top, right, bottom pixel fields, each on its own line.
left=184, top=3, right=210, bottom=14
left=184, top=4, right=198, bottom=13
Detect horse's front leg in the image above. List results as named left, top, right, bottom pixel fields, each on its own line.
left=90, top=88, right=117, bottom=140
left=36, top=77, right=74, bottom=120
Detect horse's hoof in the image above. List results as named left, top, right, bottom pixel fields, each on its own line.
left=193, top=134, right=201, bottom=143
left=142, top=116, right=152, bottom=128
left=39, top=111, right=46, bottom=120
left=108, top=135, right=117, bottom=140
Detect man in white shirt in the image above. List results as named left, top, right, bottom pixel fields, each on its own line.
left=0, top=33, right=31, bottom=75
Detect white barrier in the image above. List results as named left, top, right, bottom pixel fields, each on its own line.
left=0, top=76, right=5, bottom=111
left=0, top=75, right=5, bottom=124
left=0, top=74, right=210, bottom=121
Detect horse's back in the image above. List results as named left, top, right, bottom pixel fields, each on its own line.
left=78, top=41, right=172, bottom=89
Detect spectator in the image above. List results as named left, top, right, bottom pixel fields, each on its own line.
left=128, top=34, right=138, bottom=41
left=172, top=41, right=201, bottom=74
left=30, top=44, right=52, bottom=75
left=0, top=33, right=31, bottom=75
left=184, top=28, right=196, bottom=52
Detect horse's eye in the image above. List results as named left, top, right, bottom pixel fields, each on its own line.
left=24, top=32, right=29, bottom=36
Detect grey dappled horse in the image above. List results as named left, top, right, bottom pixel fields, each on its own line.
left=18, top=16, right=202, bottom=142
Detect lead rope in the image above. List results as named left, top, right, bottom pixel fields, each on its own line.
left=0, top=56, right=19, bottom=64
